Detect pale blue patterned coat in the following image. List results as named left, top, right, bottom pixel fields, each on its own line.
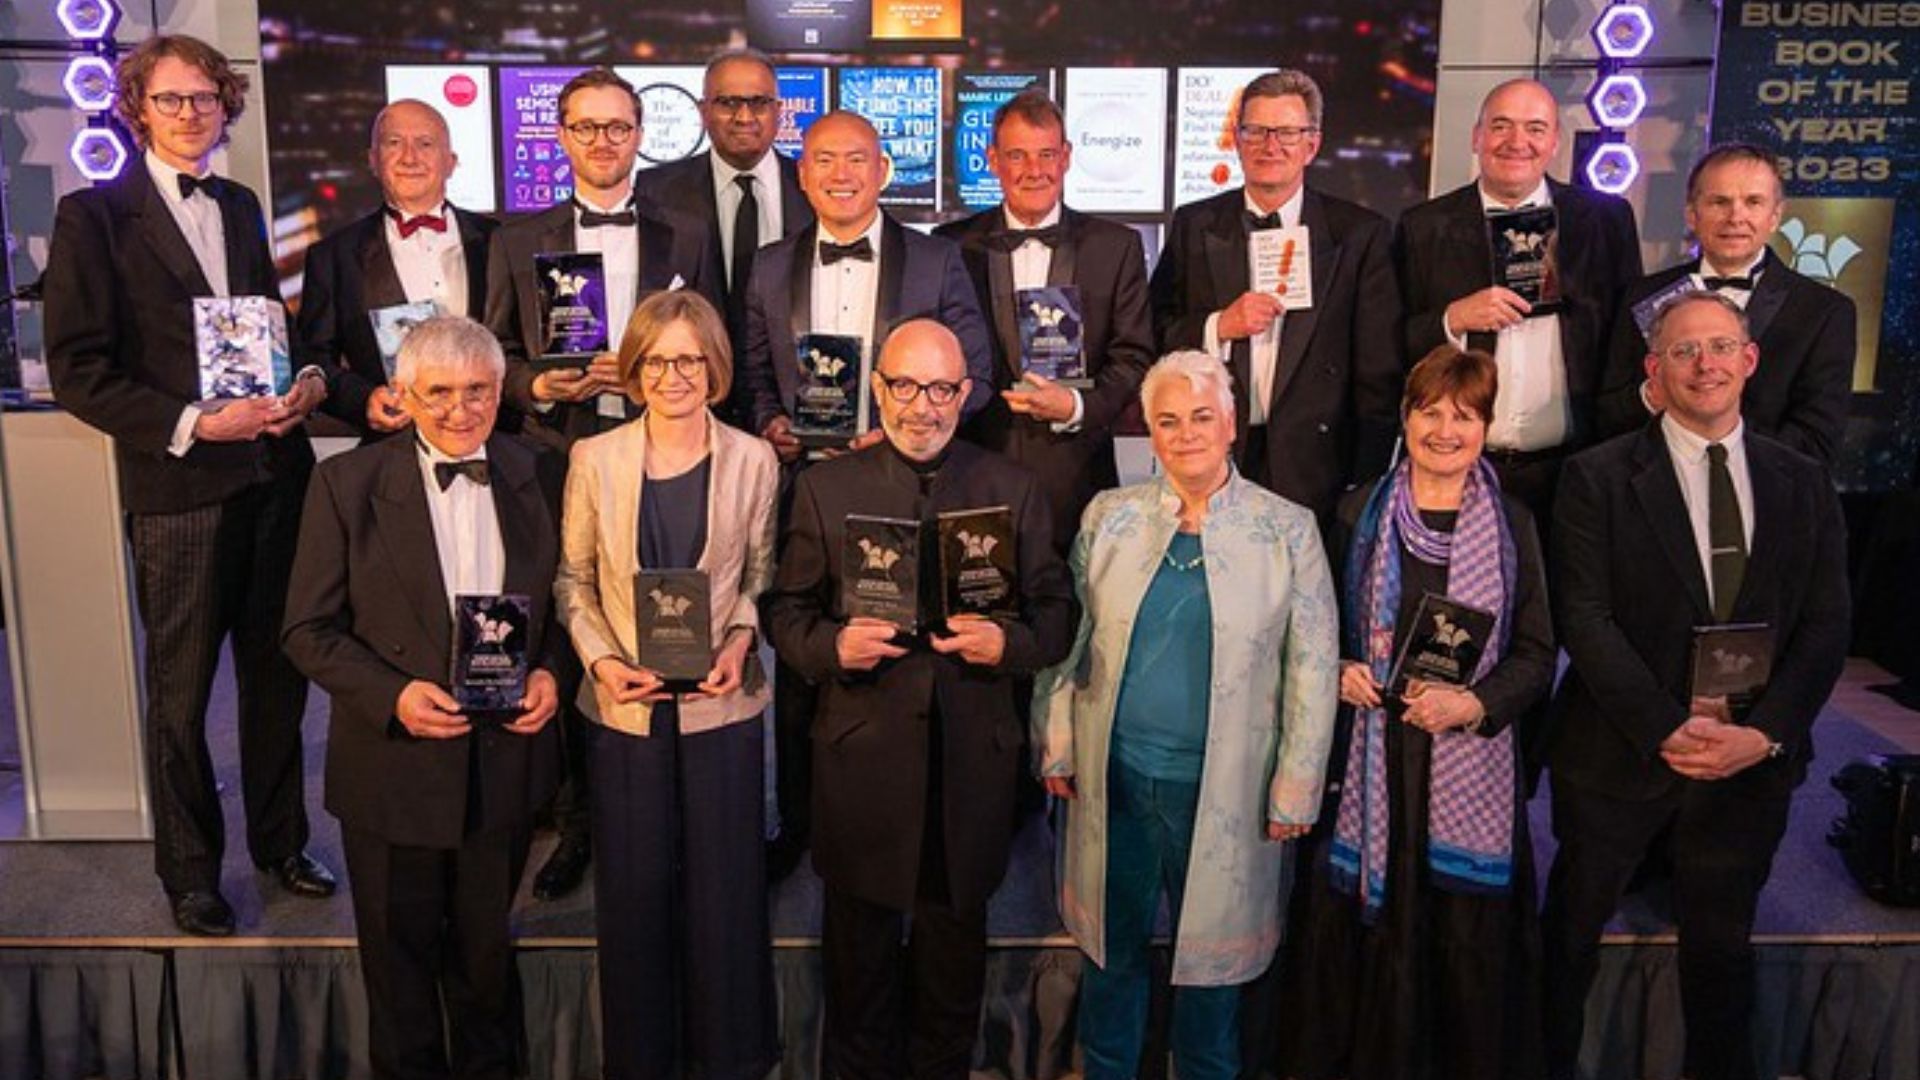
left=1032, top=472, right=1340, bottom=986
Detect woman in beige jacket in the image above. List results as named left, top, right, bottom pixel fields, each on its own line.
left=553, top=289, right=780, bottom=1079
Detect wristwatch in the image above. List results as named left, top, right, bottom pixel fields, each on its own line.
left=1764, top=738, right=1786, bottom=760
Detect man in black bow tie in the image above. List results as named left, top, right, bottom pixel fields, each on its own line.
left=934, top=89, right=1154, bottom=555
left=284, top=315, right=566, bottom=1080
left=296, top=98, right=498, bottom=437
left=1394, top=78, right=1643, bottom=526
left=1596, top=142, right=1854, bottom=466
left=43, top=33, right=336, bottom=936
left=1149, top=69, right=1403, bottom=522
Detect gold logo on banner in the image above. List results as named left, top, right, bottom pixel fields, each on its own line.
left=1769, top=199, right=1893, bottom=392
left=872, top=0, right=961, bottom=39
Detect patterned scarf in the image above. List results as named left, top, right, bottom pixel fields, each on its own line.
left=1328, top=458, right=1518, bottom=923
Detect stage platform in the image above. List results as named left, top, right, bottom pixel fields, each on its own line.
left=2, top=660, right=1916, bottom=1079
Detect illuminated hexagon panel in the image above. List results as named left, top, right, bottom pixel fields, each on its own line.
left=1592, top=3, right=1654, bottom=59
left=1584, top=142, right=1640, bottom=195
left=1588, top=74, right=1648, bottom=129
left=70, top=126, right=128, bottom=181
left=63, top=55, right=116, bottom=112
left=55, top=0, right=121, bottom=40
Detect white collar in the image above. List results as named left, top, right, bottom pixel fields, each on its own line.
left=1699, top=248, right=1767, bottom=281
left=1661, top=413, right=1745, bottom=465
left=145, top=148, right=211, bottom=203
left=1243, top=184, right=1305, bottom=227
left=1477, top=178, right=1553, bottom=212
left=818, top=211, right=886, bottom=253
left=1001, top=202, right=1063, bottom=233
left=416, top=435, right=490, bottom=465
left=711, top=149, right=781, bottom=193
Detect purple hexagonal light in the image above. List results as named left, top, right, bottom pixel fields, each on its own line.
left=69, top=126, right=128, bottom=181
left=1592, top=2, right=1654, bottom=59
left=1587, top=73, right=1648, bottom=130
left=1584, top=142, right=1640, bottom=195
left=55, top=0, right=120, bottom=40
left=63, top=55, right=116, bottom=112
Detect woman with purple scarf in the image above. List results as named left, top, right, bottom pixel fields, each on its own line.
left=1278, top=346, right=1556, bottom=1080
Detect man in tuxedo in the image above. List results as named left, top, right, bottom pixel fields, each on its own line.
left=1148, top=69, right=1402, bottom=522
left=934, top=89, right=1155, bottom=553
left=41, top=33, right=336, bottom=936
left=766, top=319, right=1074, bottom=1080
left=739, top=109, right=991, bottom=879
left=486, top=66, right=718, bottom=452
left=1395, top=78, right=1643, bottom=523
left=634, top=48, right=814, bottom=422
left=1596, top=142, right=1855, bottom=466
left=296, top=98, right=496, bottom=437
left=283, top=316, right=564, bottom=1080
left=1541, top=291, right=1850, bottom=1080
left=484, top=67, right=716, bottom=897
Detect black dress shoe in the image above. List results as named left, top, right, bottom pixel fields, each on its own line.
left=264, top=852, right=338, bottom=898
left=532, top=834, right=591, bottom=901
left=169, top=890, right=236, bottom=937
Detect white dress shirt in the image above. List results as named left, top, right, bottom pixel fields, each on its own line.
left=1690, top=249, right=1766, bottom=311
left=151, top=150, right=233, bottom=457
left=1001, top=204, right=1086, bottom=431
left=810, top=214, right=886, bottom=430
left=385, top=202, right=469, bottom=318
left=1447, top=179, right=1570, bottom=452
left=1661, top=414, right=1755, bottom=613
left=416, top=439, right=506, bottom=611
left=1202, top=186, right=1304, bottom=428
left=711, top=151, right=785, bottom=282
left=574, top=193, right=641, bottom=420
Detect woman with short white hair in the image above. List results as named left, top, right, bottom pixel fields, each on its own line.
left=1032, top=350, right=1340, bottom=1079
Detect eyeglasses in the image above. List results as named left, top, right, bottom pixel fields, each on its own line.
left=148, top=91, right=223, bottom=118
left=639, top=354, right=708, bottom=381
left=405, top=382, right=499, bottom=416
left=1660, top=337, right=1747, bottom=364
left=876, top=374, right=964, bottom=406
left=562, top=120, right=637, bottom=145
left=708, top=95, right=778, bottom=115
left=1236, top=123, right=1318, bottom=147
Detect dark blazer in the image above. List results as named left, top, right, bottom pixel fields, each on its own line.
left=482, top=200, right=719, bottom=447
left=934, top=206, right=1156, bottom=551
left=281, top=432, right=566, bottom=849
left=633, top=150, right=815, bottom=280
left=1546, top=421, right=1850, bottom=802
left=1395, top=179, right=1643, bottom=448
left=295, top=205, right=497, bottom=434
left=765, top=441, right=1075, bottom=912
left=1148, top=186, right=1404, bottom=521
left=738, top=216, right=994, bottom=434
left=42, top=163, right=314, bottom=514
left=1595, top=250, right=1855, bottom=466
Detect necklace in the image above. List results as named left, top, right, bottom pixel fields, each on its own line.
left=1163, top=544, right=1205, bottom=572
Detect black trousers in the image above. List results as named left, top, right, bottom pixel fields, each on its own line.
left=547, top=701, right=594, bottom=841
left=589, top=711, right=778, bottom=1080
left=821, top=885, right=988, bottom=1080
left=1542, top=774, right=1791, bottom=1080
left=126, top=482, right=309, bottom=895
left=341, top=823, right=531, bottom=1080
left=772, top=654, right=818, bottom=849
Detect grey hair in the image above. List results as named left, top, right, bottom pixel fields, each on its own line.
left=1647, top=290, right=1750, bottom=354
left=393, top=316, right=506, bottom=387
left=1140, top=350, right=1235, bottom=417
left=1238, top=69, right=1325, bottom=130
left=704, top=48, right=777, bottom=93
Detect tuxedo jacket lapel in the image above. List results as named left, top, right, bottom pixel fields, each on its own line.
left=787, top=223, right=815, bottom=345
left=873, top=216, right=907, bottom=350
left=357, top=217, right=407, bottom=311
left=216, top=182, right=266, bottom=295
left=372, top=439, right=454, bottom=667
left=130, top=170, right=212, bottom=297
left=456, top=209, right=491, bottom=319
left=1271, top=191, right=1336, bottom=412
left=1047, top=213, right=1079, bottom=287
left=1629, top=429, right=1713, bottom=622
left=985, top=239, right=1022, bottom=385
left=1743, top=250, right=1789, bottom=343
left=1733, top=438, right=1789, bottom=620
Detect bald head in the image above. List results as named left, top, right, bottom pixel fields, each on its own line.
left=800, top=110, right=888, bottom=240
left=875, top=319, right=969, bottom=461
left=879, top=319, right=967, bottom=382
left=1471, top=79, right=1560, bottom=205
left=369, top=98, right=458, bottom=215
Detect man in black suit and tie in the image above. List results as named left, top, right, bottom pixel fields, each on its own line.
left=1395, top=78, right=1643, bottom=524
left=1597, top=142, right=1855, bottom=466
left=484, top=67, right=717, bottom=897
left=739, top=109, right=991, bottom=878
left=41, top=33, right=336, bottom=936
left=485, top=66, right=718, bottom=452
left=634, top=48, right=814, bottom=422
left=1541, top=291, right=1850, bottom=1080
left=1149, top=69, right=1402, bottom=522
left=297, top=98, right=497, bottom=437
left=934, top=89, right=1155, bottom=554
left=767, top=319, right=1074, bottom=1080
left=283, top=316, right=564, bottom=1080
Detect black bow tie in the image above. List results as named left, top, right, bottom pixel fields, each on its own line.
left=576, top=202, right=637, bottom=229
left=1702, top=275, right=1756, bottom=292
left=819, top=236, right=875, bottom=265
left=991, top=224, right=1063, bottom=252
left=1245, top=210, right=1284, bottom=231
left=177, top=173, right=221, bottom=200
left=433, top=459, right=490, bottom=491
